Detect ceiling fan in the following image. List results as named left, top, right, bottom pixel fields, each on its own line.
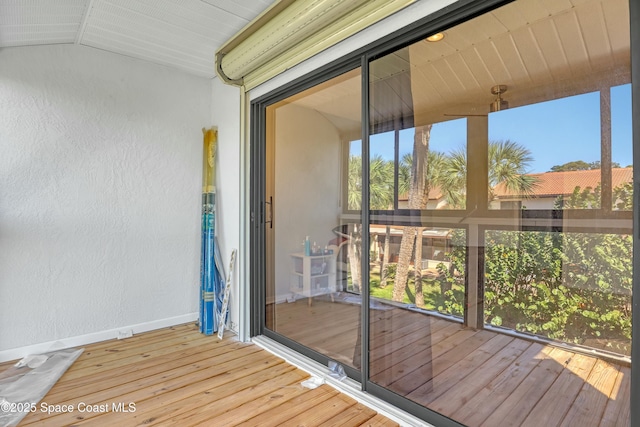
left=443, top=84, right=509, bottom=117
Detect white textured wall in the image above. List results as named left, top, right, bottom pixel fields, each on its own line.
left=0, top=45, right=211, bottom=353
left=211, top=78, right=241, bottom=331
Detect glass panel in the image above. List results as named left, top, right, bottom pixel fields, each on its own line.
left=368, top=120, right=468, bottom=211
left=484, top=229, right=632, bottom=356
left=488, top=92, right=602, bottom=210
left=365, top=0, right=631, bottom=425
left=611, top=84, right=633, bottom=210
left=369, top=132, right=395, bottom=210
left=265, top=68, right=363, bottom=370
left=397, top=121, right=467, bottom=210
left=348, top=140, right=363, bottom=211
left=369, top=225, right=466, bottom=317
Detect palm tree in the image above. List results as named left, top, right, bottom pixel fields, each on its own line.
left=439, top=147, right=466, bottom=209
left=391, top=137, right=536, bottom=303
left=437, top=139, right=538, bottom=208
left=347, top=154, right=362, bottom=210
left=392, top=125, right=432, bottom=302
left=391, top=150, right=448, bottom=304
left=488, top=140, right=537, bottom=201
left=347, top=154, right=393, bottom=210
left=347, top=153, right=393, bottom=291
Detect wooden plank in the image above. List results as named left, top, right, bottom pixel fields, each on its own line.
left=107, top=366, right=305, bottom=426
left=46, top=339, right=250, bottom=396
left=74, top=323, right=196, bottom=351
left=273, top=299, right=361, bottom=367
left=60, top=335, right=240, bottom=380
left=22, top=349, right=284, bottom=425
left=10, top=313, right=629, bottom=427
left=370, top=322, right=465, bottom=381
left=406, top=333, right=513, bottom=405
left=69, top=331, right=220, bottom=371
left=369, top=316, right=453, bottom=361
left=274, top=301, right=619, bottom=425
left=318, top=402, right=378, bottom=426
left=66, top=324, right=199, bottom=365
left=222, top=386, right=339, bottom=427
left=357, top=413, right=400, bottom=426
left=369, top=324, right=440, bottom=369
left=477, top=347, right=571, bottom=427
left=599, top=366, right=631, bottom=427
left=0, top=323, right=197, bottom=372
left=450, top=342, right=549, bottom=425
left=520, top=352, right=597, bottom=427
left=369, top=310, right=450, bottom=349
left=42, top=342, right=262, bottom=405
left=13, top=322, right=396, bottom=427
left=273, top=393, right=357, bottom=426
left=165, top=372, right=312, bottom=426
left=286, top=317, right=358, bottom=351
left=374, top=327, right=479, bottom=391
left=559, top=359, right=621, bottom=427
left=71, top=324, right=205, bottom=352
left=277, top=305, right=357, bottom=340
left=426, top=337, right=532, bottom=412
left=273, top=303, right=359, bottom=360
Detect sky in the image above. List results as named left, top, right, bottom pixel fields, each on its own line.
left=363, top=83, right=632, bottom=174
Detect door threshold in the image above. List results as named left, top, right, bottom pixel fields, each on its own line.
left=252, top=335, right=433, bottom=427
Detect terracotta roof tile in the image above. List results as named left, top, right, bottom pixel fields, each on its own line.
left=494, top=168, right=633, bottom=198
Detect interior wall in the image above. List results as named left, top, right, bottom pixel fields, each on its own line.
left=211, top=77, right=241, bottom=332
left=0, top=45, right=212, bottom=355
left=274, top=103, right=342, bottom=302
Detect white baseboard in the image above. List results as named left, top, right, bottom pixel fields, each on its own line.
left=0, top=313, right=199, bottom=364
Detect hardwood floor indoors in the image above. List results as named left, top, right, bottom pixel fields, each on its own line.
left=1, top=323, right=398, bottom=427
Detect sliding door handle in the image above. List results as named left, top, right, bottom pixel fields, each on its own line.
left=265, top=196, right=273, bottom=229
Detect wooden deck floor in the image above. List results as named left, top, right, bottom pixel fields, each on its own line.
left=2, top=323, right=398, bottom=427
left=274, top=298, right=630, bottom=427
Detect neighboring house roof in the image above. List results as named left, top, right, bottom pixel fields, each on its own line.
left=494, top=168, right=633, bottom=199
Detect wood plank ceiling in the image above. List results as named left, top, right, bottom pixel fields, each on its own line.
left=0, top=0, right=275, bottom=78
left=292, top=0, right=630, bottom=133
left=406, top=0, right=630, bottom=124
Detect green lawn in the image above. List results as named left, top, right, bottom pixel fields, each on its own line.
left=367, top=264, right=464, bottom=316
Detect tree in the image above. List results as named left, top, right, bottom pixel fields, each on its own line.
left=613, top=182, right=633, bottom=210
left=394, top=150, right=448, bottom=303
left=347, top=154, right=393, bottom=291
left=554, top=181, right=633, bottom=210
left=480, top=226, right=632, bottom=355
left=550, top=160, right=592, bottom=172
left=392, top=125, right=432, bottom=302
left=391, top=138, right=536, bottom=303
left=347, top=154, right=394, bottom=211
left=488, top=140, right=537, bottom=201
left=550, top=160, right=621, bottom=172
left=437, top=139, right=537, bottom=208
left=554, top=184, right=601, bottom=209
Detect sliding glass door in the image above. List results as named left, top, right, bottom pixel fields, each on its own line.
left=365, top=0, right=633, bottom=424
left=260, top=68, right=364, bottom=370
left=253, top=0, right=636, bottom=425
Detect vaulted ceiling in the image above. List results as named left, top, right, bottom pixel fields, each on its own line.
left=0, top=0, right=275, bottom=78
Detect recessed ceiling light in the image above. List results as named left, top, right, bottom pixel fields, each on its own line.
left=426, top=32, right=445, bottom=42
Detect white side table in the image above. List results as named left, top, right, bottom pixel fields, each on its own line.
left=290, top=252, right=337, bottom=306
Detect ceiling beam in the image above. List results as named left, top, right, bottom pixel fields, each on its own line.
left=75, top=0, right=95, bottom=45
